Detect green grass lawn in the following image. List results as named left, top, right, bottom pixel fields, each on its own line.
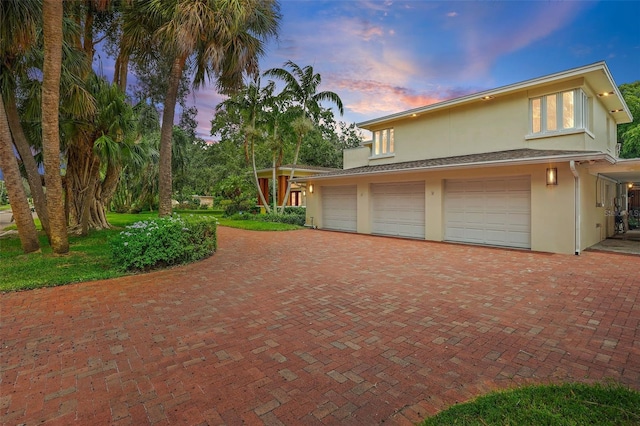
left=0, top=210, right=301, bottom=292
left=421, top=382, right=640, bottom=425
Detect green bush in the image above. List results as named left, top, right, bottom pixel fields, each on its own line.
left=261, top=209, right=306, bottom=226
left=110, top=215, right=217, bottom=271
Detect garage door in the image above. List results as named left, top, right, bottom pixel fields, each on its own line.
left=445, top=176, right=530, bottom=249
left=372, top=182, right=425, bottom=238
left=322, top=185, right=357, bottom=232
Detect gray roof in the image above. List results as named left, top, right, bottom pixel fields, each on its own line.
left=297, top=149, right=609, bottom=181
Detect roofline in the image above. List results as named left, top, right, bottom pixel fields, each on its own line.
left=295, top=152, right=616, bottom=182
left=357, top=61, right=631, bottom=128
left=255, top=166, right=337, bottom=174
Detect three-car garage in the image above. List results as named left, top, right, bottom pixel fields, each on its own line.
left=319, top=176, right=532, bottom=250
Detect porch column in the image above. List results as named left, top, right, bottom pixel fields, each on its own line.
left=278, top=175, right=288, bottom=207
left=258, top=178, right=269, bottom=206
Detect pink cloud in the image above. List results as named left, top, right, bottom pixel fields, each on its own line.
left=329, top=78, right=476, bottom=116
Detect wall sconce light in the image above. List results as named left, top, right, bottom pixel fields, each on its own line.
left=546, top=168, right=558, bottom=186
left=308, top=184, right=314, bottom=194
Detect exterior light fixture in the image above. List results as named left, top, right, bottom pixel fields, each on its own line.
left=546, top=168, right=558, bottom=186
left=598, top=91, right=614, bottom=97
left=610, top=109, right=623, bottom=113
left=411, top=113, right=418, bottom=117
left=309, top=184, right=314, bottom=194
left=629, top=183, right=634, bottom=189
left=481, top=95, right=494, bottom=101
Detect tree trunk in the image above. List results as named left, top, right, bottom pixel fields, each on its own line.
left=272, top=155, right=277, bottom=213
left=0, top=97, right=40, bottom=253
left=66, top=136, right=110, bottom=234
left=158, top=54, right=187, bottom=217
left=3, top=92, right=51, bottom=237
left=249, top=135, right=270, bottom=213
left=42, top=0, right=69, bottom=254
left=279, top=133, right=303, bottom=213
left=113, top=52, right=129, bottom=93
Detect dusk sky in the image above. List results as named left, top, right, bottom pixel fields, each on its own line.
left=185, top=0, right=640, bottom=141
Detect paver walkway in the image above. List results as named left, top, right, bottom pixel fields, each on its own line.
left=1, top=227, right=639, bottom=425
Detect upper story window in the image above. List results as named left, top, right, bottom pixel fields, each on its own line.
left=372, top=128, right=394, bottom=157
left=530, top=89, right=590, bottom=136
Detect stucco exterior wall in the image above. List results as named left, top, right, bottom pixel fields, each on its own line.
left=350, top=77, right=617, bottom=169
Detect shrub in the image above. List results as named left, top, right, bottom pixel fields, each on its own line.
left=110, top=215, right=217, bottom=271
left=261, top=209, right=306, bottom=226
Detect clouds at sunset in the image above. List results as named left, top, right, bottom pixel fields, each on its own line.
left=185, top=0, right=638, bottom=139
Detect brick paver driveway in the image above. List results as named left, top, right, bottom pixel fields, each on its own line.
left=2, top=227, right=639, bottom=425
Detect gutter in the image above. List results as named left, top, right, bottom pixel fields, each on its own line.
left=295, top=152, right=615, bottom=182
left=570, top=161, right=581, bottom=255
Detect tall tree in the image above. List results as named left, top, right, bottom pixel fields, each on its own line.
left=264, top=61, right=344, bottom=211
left=123, top=0, right=280, bottom=216
left=0, top=96, right=40, bottom=253
left=0, top=0, right=51, bottom=236
left=215, top=77, right=275, bottom=211
left=618, top=81, right=640, bottom=159
left=41, top=0, right=69, bottom=254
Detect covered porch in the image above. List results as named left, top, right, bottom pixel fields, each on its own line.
left=256, top=165, right=338, bottom=209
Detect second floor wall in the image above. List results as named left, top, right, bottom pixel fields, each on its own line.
left=346, top=71, right=627, bottom=170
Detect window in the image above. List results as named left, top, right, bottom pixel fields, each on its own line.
left=373, top=128, right=394, bottom=157
left=529, top=89, right=590, bottom=135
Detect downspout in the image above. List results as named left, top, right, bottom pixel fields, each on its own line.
left=570, top=161, right=580, bottom=255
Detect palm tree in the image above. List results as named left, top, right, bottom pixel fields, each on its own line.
left=41, top=0, right=69, bottom=254
left=0, top=97, right=40, bottom=253
left=264, top=61, right=344, bottom=212
left=0, top=0, right=51, bottom=236
left=216, top=76, right=277, bottom=212
left=123, top=0, right=280, bottom=216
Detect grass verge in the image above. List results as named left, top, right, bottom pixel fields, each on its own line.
left=1, top=210, right=301, bottom=292
left=421, top=382, right=640, bottom=425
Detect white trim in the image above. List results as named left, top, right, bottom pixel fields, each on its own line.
left=299, top=153, right=616, bottom=181
left=525, top=128, right=590, bottom=140
left=368, top=153, right=395, bottom=160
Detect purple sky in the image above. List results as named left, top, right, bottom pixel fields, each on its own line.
left=184, top=0, right=640, bottom=141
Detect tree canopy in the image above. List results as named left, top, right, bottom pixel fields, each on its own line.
left=618, top=81, right=640, bottom=159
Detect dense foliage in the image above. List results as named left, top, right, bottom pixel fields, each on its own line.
left=110, top=215, right=217, bottom=271
left=618, top=81, right=640, bottom=158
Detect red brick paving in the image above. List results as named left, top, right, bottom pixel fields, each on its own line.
left=1, top=227, right=639, bottom=425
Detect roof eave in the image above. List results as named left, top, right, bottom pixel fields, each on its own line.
left=294, top=152, right=615, bottom=182
left=357, top=61, right=632, bottom=129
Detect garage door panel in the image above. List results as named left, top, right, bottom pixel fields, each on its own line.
left=372, top=182, right=425, bottom=239
left=445, top=176, right=531, bottom=249
left=322, top=186, right=357, bottom=232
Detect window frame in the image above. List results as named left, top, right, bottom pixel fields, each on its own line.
left=527, top=88, right=591, bottom=138
left=371, top=128, right=395, bottom=158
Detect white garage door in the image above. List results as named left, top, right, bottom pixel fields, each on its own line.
left=322, top=185, right=357, bottom=232
left=445, top=176, right=531, bottom=249
left=372, top=182, right=425, bottom=239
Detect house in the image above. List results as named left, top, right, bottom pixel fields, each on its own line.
left=298, top=62, right=640, bottom=255
left=255, top=164, right=338, bottom=209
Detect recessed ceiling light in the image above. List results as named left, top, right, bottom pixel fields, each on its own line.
left=598, top=91, right=614, bottom=97
left=610, top=109, right=623, bottom=113
left=481, top=95, right=494, bottom=101
left=411, top=113, right=418, bottom=117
